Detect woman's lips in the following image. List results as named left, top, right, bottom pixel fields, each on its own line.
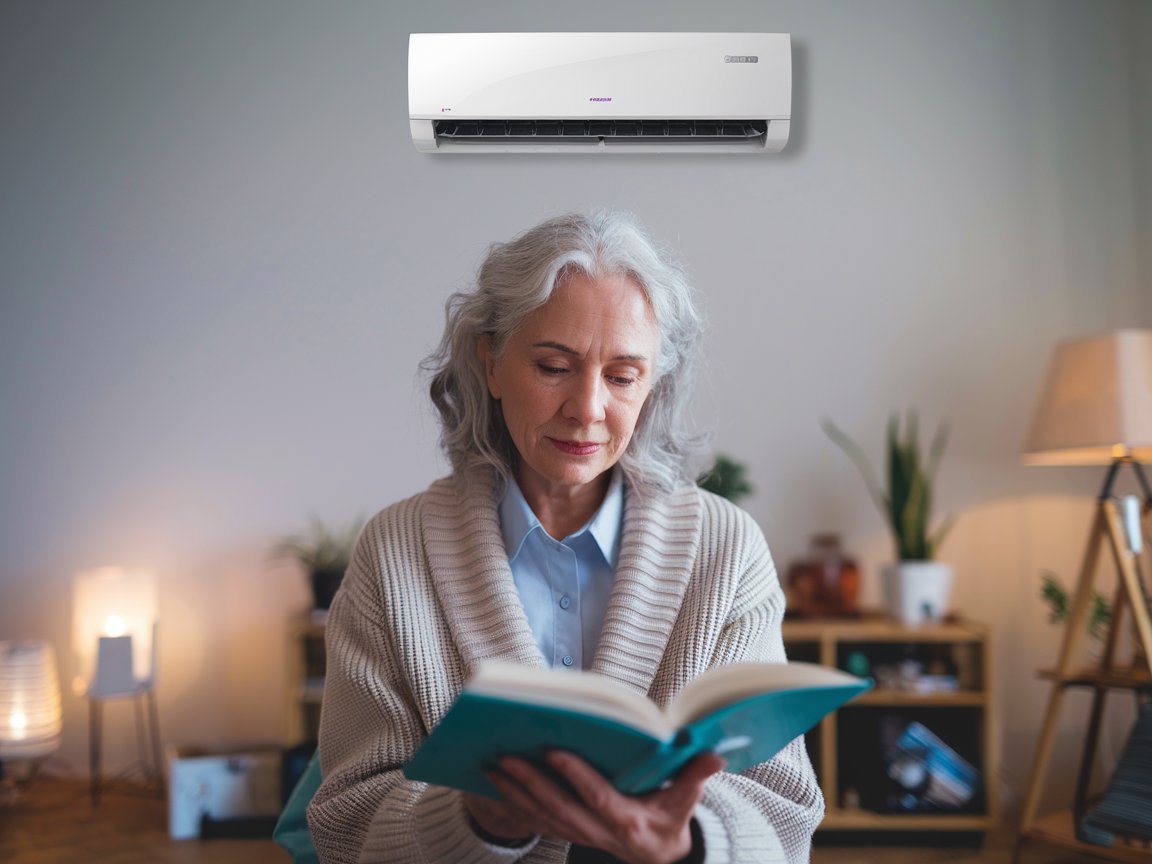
left=550, top=439, right=602, bottom=456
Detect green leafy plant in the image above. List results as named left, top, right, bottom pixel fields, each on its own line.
left=1040, top=571, right=1112, bottom=641
left=697, top=454, right=754, bottom=503
left=821, top=412, right=955, bottom=561
left=273, top=516, right=364, bottom=575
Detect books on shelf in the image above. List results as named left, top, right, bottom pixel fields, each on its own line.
left=884, top=720, right=979, bottom=810
left=405, top=660, right=871, bottom=798
left=308, top=608, right=330, bottom=626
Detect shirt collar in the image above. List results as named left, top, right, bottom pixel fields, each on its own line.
left=498, top=468, right=624, bottom=568
left=499, top=476, right=541, bottom=563
left=585, top=468, right=624, bottom=568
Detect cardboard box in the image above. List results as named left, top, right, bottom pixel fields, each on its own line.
left=167, top=744, right=282, bottom=839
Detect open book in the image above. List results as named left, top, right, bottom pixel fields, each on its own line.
left=405, top=660, right=871, bottom=797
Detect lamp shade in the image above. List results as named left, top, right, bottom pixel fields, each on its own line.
left=0, top=640, right=63, bottom=760
left=1023, top=329, right=1152, bottom=465
left=72, top=567, right=158, bottom=697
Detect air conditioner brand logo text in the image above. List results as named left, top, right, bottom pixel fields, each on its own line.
left=724, top=55, right=759, bottom=63
left=588, top=97, right=613, bottom=102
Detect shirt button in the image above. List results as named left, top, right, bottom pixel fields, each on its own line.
left=559, top=595, right=572, bottom=610
left=561, top=655, right=574, bottom=667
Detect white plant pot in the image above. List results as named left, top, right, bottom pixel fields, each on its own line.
left=881, top=561, right=953, bottom=627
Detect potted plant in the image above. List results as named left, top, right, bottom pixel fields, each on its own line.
left=1039, top=571, right=1112, bottom=642
left=821, top=412, right=956, bottom=626
left=274, top=516, right=364, bottom=611
left=697, top=454, right=754, bottom=503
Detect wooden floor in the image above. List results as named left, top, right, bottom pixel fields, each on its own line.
left=0, top=778, right=290, bottom=864
left=0, top=778, right=1114, bottom=864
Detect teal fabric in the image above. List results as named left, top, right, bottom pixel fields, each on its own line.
left=274, top=751, right=322, bottom=863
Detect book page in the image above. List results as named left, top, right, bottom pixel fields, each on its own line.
left=669, top=661, right=866, bottom=728
left=467, top=662, right=674, bottom=739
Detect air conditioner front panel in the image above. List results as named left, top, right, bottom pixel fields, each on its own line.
left=409, top=32, right=790, bottom=121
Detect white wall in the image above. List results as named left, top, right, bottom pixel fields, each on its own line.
left=1135, top=0, right=1152, bottom=323
left=2, top=0, right=1150, bottom=822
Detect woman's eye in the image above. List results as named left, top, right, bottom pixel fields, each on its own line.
left=608, top=375, right=636, bottom=387
left=537, top=364, right=567, bottom=375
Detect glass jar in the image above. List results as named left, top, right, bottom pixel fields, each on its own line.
left=785, top=533, right=860, bottom=617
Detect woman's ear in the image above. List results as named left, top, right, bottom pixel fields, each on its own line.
left=477, top=335, right=501, bottom=399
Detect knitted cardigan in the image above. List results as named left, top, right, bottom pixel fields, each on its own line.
left=306, top=470, right=823, bottom=863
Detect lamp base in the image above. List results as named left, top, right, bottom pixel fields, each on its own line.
left=88, top=686, right=164, bottom=806
left=0, top=757, right=48, bottom=806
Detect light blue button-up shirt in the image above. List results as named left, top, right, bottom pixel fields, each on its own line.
left=499, top=470, right=623, bottom=670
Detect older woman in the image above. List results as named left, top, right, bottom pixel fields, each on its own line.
left=306, top=212, right=822, bottom=863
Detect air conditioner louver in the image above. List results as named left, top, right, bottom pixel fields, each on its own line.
left=433, top=119, right=769, bottom=146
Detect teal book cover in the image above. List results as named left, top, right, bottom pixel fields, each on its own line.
left=404, top=661, right=871, bottom=797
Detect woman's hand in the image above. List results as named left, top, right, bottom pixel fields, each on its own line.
left=462, top=750, right=725, bottom=864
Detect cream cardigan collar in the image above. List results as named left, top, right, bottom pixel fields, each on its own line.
left=422, top=468, right=703, bottom=697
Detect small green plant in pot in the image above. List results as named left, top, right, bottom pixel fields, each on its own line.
left=822, top=412, right=956, bottom=626
left=274, top=516, right=364, bottom=610
left=1039, top=571, right=1112, bottom=641
left=697, top=454, right=754, bottom=504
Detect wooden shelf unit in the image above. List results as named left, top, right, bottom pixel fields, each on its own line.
left=1014, top=483, right=1152, bottom=863
left=783, top=614, right=999, bottom=837
left=1020, top=810, right=1152, bottom=864
left=286, top=616, right=327, bottom=744
left=1015, top=664, right=1152, bottom=862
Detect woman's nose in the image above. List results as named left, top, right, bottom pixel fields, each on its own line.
left=563, top=372, right=607, bottom=425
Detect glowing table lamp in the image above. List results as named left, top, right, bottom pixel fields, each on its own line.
left=72, top=567, right=162, bottom=804
left=0, top=640, right=63, bottom=767
left=72, top=567, right=157, bottom=697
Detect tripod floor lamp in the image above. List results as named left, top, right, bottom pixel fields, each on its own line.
left=1015, top=328, right=1152, bottom=862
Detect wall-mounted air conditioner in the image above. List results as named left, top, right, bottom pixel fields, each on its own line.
left=408, top=32, right=791, bottom=154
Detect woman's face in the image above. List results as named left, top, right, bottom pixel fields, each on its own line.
left=481, top=271, right=660, bottom=503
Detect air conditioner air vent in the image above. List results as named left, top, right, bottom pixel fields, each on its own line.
left=433, top=119, right=769, bottom=146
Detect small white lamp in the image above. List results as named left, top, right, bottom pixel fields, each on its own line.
left=72, top=567, right=158, bottom=697
left=0, top=640, right=63, bottom=761
left=72, top=567, right=163, bottom=804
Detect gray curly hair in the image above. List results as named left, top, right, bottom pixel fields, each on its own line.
left=423, top=210, right=706, bottom=493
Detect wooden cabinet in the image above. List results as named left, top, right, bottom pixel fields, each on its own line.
left=286, top=616, right=327, bottom=744
left=783, top=615, right=998, bottom=838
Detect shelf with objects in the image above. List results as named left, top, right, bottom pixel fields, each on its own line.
left=277, top=516, right=361, bottom=746
left=1013, top=467, right=1152, bottom=863
left=286, top=611, right=328, bottom=745
left=782, top=613, right=998, bottom=841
